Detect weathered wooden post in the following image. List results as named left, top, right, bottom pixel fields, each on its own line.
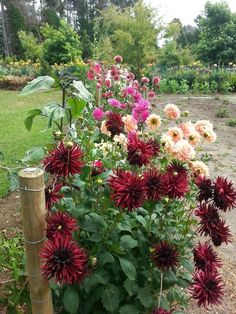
left=18, top=168, right=53, bottom=314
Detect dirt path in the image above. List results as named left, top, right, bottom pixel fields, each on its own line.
left=0, top=94, right=236, bottom=313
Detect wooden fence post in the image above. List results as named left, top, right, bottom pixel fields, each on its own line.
left=18, top=168, right=53, bottom=314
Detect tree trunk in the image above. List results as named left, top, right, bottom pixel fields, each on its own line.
left=0, top=1, right=10, bottom=57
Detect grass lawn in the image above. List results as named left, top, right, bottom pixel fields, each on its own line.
left=0, top=90, right=61, bottom=197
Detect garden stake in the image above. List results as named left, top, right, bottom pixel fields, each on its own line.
left=19, top=168, right=53, bottom=314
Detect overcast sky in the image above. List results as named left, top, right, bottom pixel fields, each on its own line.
left=145, top=0, right=236, bottom=25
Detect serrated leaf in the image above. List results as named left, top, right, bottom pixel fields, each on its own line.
left=119, top=305, right=140, bottom=314
left=101, top=284, right=120, bottom=312
left=123, top=278, right=138, bottom=296
left=119, top=258, right=136, bottom=280
left=137, top=287, right=154, bottom=307
left=72, top=80, right=91, bottom=100
left=63, top=286, right=79, bottom=314
left=21, top=76, right=55, bottom=95
left=120, top=235, right=138, bottom=250
left=180, top=258, right=194, bottom=273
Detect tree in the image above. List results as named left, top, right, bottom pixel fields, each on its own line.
left=41, top=20, right=81, bottom=64
left=196, top=1, right=236, bottom=65
left=18, top=30, right=42, bottom=61
left=98, top=1, right=162, bottom=77
left=177, top=25, right=200, bottom=48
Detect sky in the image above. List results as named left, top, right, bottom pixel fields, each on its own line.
left=145, top=0, right=236, bottom=25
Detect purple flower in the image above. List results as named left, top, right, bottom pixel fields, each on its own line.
left=108, top=98, right=123, bottom=109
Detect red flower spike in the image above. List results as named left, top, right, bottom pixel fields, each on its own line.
left=214, top=177, right=236, bottom=211
left=40, top=237, right=88, bottom=285
left=46, top=211, right=78, bottom=240
left=108, top=169, right=146, bottom=211
left=195, top=203, right=220, bottom=236
left=45, top=183, right=63, bottom=211
left=143, top=169, right=167, bottom=201
left=43, top=142, right=84, bottom=177
left=195, top=176, right=213, bottom=202
left=105, top=112, right=124, bottom=137
left=193, top=242, right=222, bottom=272
left=151, top=241, right=179, bottom=271
left=127, top=132, right=154, bottom=167
left=190, top=270, right=224, bottom=308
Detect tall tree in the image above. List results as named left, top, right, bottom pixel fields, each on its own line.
left=196, top=1, right=236, bottom=64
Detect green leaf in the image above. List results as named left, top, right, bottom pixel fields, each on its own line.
left=120, top=235, right=138, bottom=250
left=94, top=270, right=110, bottom=285
left=21, top=76, right=55, bottom=95
left=42, top=103, right=65, bottom=128
left=119, top=305, right=141, bottom=314
left=137, top=287, right=154, bottom=307
left=180, top=258, right=194, bottom=273
left=8, top=172, right=19, bottom=192
left=123, top=279, right=138, bottom=296
left=99, top=252, right=115, bottom=265
left=24, top=108, right=43, bottom=131
left=22, top=146, right=45, bottom=163
left=72, top=80, right=91, bottom=100
left=63, top=286, right=79, bottom=314
left=119, top=258, right=136, bottom=280
left=67, top=97, right=87, bottom=117
left=0, top=151, right=4, bottom=161
left=101, top=284, right=120, bottom=312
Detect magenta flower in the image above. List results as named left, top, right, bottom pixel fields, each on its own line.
left=93, top=108, right=104, bottom=120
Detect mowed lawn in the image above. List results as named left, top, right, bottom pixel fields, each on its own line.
left=0, top=90, right=61, bottom=196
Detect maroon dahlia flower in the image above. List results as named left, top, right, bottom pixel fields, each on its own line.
left=46, top=211, right=78, bottom=240
left=151, top=241, right=179, bottom=271
left=166, top=161, right=188, bottom=176
left=210, top=220, right=232, bottom=247
left=195, top=176, right=213, bottom=202
left=163, top=169, right=189, bottom=199
left=190, top=270, right=224, bottom=307
left=148, top=139, right=160, bottom=157
left=127, top=132, right=154, bottom=167
left=108, top=169, right=146, bottom=211
left=40, top=237, right=88, bottom=285
left=45, top=183, right=63, bottom=211
left=193, top=242, right=222, bottom=272
left=195, top=203, right=220, bottom=236
left=152, top=308, right=171, bottom=314
left=143, top=168, right=167, bottom=201
left=105, top=112, right=124, bottom=137
left=213, top=177, right=236, bottom=211
left=43, top=142, right=84, bottom=177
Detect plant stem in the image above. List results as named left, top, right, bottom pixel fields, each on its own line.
left=60, top=86, right=66, bottom=132
left=158, top=272, right=163, bottom=308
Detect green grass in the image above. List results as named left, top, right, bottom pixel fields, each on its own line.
left=0, top=90, right=61, bottom=197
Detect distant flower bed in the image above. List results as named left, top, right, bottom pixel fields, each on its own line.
left=19, top=57, right=236, bottom=314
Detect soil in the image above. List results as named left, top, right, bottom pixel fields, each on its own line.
left=0, top=94, right=236, bottom=313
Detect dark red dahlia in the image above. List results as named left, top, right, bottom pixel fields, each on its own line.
left=43, top=142, right=84, bottom=177
left=127, top=132, right=154, bottom=167
left=195, top=176, right=213, bottom=202
left=91, top=160, right=104, bottom=177
left=108, top=169, right=146, bottom=211
left=213, top=177, right=236, bottom=211
left=40, top=237, right=88, bottom=285
left=45, top=183, right=63, bottom=211
left=143, top=169, right=167, bottom=201
left=210, top=220, right=232, bottom=247
left=105, top=112, right=124, bottom=137
left=195, top=203, right=220, bottom=236
left=151, top=241, right=179, bottom=271
left=152, top=308, right=171, bottom=314
left=46, top=211, right=78, bottom=240
left=190, top=270, right=224, bottom=307
left=163, top=169, right=189, bottom=199
left=193, top=242, right=222, bottom=272
left=148, top=139, right=160, bottom=157
left=166, top=161, right=188, bottom=176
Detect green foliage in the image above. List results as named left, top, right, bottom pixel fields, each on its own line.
left=99, top=1, right=162, bottom=76
left=41, top=7, right=60, bottom=28
left=18, top=31, right=42, bottom=62
left=226, top=119, right=236, bottom=127
left=0, top=232, right=30, bottom=312
left=196, top=1, right=236, bottom=64
left=41, top=20, right=82, bottom=65
left=216, top=107, right=229, bottom=118
left=21, top=76, right=55, bottom=96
